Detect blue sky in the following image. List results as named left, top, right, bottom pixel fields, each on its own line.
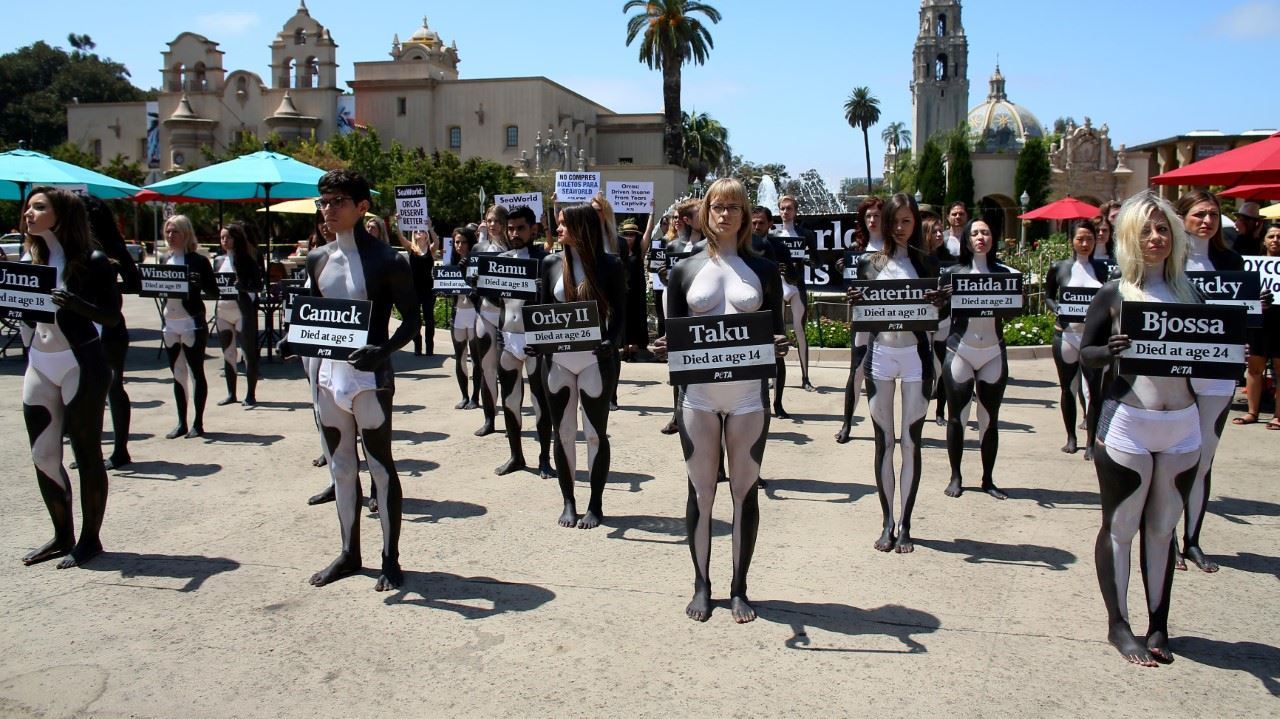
left=7, top=1, right=1279, bottom=190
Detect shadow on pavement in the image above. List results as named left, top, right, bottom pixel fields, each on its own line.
left=1175, top=635, right=1280, bottom=696
left=391, top=429, right=449, bottom=444
left=1210, top=495, right=1280, bottom=525
left=400, top=497, right=487, bottom=523
left=113, top=460, right=222, bottom=481
left=1004, top=486, right=1098, bottom=509
left=763, top=477, right=875, bottom=504
left=1213, top=552, right=1280, bottom=579
left=755, top=601, right=941, bottom=654
left=81, top=551, right=240, bottom=592
left=604, top=514, right=730, bottom=543
left=385, top=571, right=556, bottom=618
left=911, top=537, right=1076, bottom=570
left=200, top=431, right=285, bottom=446
left=396, top=458, right=440, bottom=477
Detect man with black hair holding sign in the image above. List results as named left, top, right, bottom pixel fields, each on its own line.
left=772, top=195, right=817, bottom=397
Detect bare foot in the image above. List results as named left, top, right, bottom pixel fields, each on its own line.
left=311, top=455, right=328, bottom=468
left=1108, top=623, right=1157, bottom=667
left=660, top=419, right=679, bottom=435
left=310, top=552, right=361, bottom=587
left=944, top=477, right=964, bottom=498
left=686, top=587, right=712, bottom=622
left=375, top=560, right=403, bottom=592
left=801, top=381, right=817, bottom=392
left=538, top=456, right=553, bottom=479
left=217, top=396, right=237, bottom=406
left=730, top=595, right=756, bottom=623
left=22, top=537, right=73, bottom=566
left=894, top=531, right=914, bottom=554
left=1182, top=545, right=1219, bottom=573
left=454, top=398, right=468, bottom=410
left=307, top=486, right=335, bottom=505
left=773, top=403, right=790, bottom=419
left=186, top=425, right=204, bottom=439
left=982, top=483, right=1008, bottom=500
left=1061, top=437, right=1078, bottom=454
left=1146, top=630, right=1174, bottom=664
left=834, top=425, right=851, bottom=444
left=474, top=420, right=496, bottom=437
left=1083, top=446, right=1093, bottom=462
left=874, top=526, right=896, bottom=552
left=935, top=415, right=946, bottom=427
left=367, top=497, right=379, bottom=515
left=56, top=539, right=103, bottom=569
left=557, top=504, right=578, bottom=528
left=165, top=424, right=188, bottom=440
left=577, top=509, right=603, bottom=529
left=105, top=453, right=131, bottom=470
left=495, top=457, right=526, bottom=476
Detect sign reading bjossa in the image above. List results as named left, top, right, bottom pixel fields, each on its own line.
left=1119, top=301, right=1246, bottom=379
left=1056, top=286, right=1099, bottom=324
left=847, top=278, right=939, bottom=331
left=432, top=266, right=469, bottom=295
left=394, top=184, right=430, bottom=232
left=667, top=311, right=776, bottom=385
left=554, top=172, right=601, bottom=204
left=605, top=181, right=653, bottom=215
left=1187, top=270, right=1263, bottom=328
left=522, top=301, right=602, bottom=353
left=139, top=264, right=191, bottom=298
left=286, top=295, right=372, bottom=360
left=476, top=255, right=539, bottom=300
left=0, top=261, right=56, bottom=322
left=949, top=272, right=1023, bottom=317
left=494, top=192, right=544, bottom=222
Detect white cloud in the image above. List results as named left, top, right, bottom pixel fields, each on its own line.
left=195, top=11, right=261, bottom=36
left=1212, top=1, right=1280, bottom=38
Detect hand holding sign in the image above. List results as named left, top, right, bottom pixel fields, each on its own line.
left=347, top=345, right=386, bottom=372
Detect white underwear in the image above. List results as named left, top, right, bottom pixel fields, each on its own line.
left=1190, top=378, right=1236, bottom=398
left=453, top=306, right=478, bottom=330
left=782, top=280, right=799, bottom=303
left=683, top=380, right=763, bottom=416
left=870, top=343, right=923, bottom=382
left=551, top=350, right=597, bottom=375
left=217, top=299, right=242, bottom=327
left=163, top=327, right=197, bottom=347
left=1098, top=401, right=1200, bottom=455
left=1060, top=326, right=1084, bottom=351
left=501, top=330, right=526, bottom=358
left=165, top=315, right=199, bottom=334
left=29, top=346, right=78, bottom=386
left=477, top=308, right=500, bottom=333
left=954, top=340, right=1003, bottom=372
left=318, top=359, right=378, bottom=413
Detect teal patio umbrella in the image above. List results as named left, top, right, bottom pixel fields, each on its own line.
left=0, top=144, right=142, bottom=202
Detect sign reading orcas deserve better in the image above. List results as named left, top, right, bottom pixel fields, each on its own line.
left=139, top=264, right=192, bottom=298
left=476, top=255, right=539, bottom=300
left=1186, top=270, right=1263, bottom=328
left=432, top=266, right=469, bottom=296
left=666, top=311, right=777, bottom=385
left=522, top=301, right=602, bottom=353
left=393, top=184, right=430, bottom=232
left=0, top=261, right=56, bottom=322
left=847, top=278, right=939, bottom=331
left=285, top=296, right=371, bottom=360
left=1119, top=301, right=1246, bottom=380
left=1055, top=286, right=1100, bottom=324
left=949, top=272, right=1024, bottom=317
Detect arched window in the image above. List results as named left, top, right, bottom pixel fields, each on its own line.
left=193, top=62, right=208, bottom=91
left=294, top=28, right=306, bottom=45
left=935, top=53, right=948, bottom=81
left=170, top=63, right=185, bottom=92
left=299, top=56, right=318, bottom=89
left=937, top=13, right=947, bottom=37
left=235, top=76, right=249, bottom=98
left=279, top=57, right=295, bottom=88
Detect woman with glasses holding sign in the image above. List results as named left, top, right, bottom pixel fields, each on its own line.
left=1080, top=191, right=1206, bottom=666
left=19, top=187, right=121, bottom=568
left=845, top=193, right=943, bottom=553
left=160, top=215, right=217, bottom=439
left=1045, top=220, right=1109, bottom=458
left=214, top=222, right=262, bottom=407
left=659, top=178, right=787, bottom=623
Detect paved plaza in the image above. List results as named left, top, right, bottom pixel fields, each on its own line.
left=0, top=297, right=1276, bottom=717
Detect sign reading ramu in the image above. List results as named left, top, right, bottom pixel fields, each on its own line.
left=1119, top=301, right=1246, bottom=379
left=286, top=295, right=372, bottom=360
left=0, top=261, right=56, bottom=322
left=847, top=278, right=939, bottom=331
left=949, top=272, right=1023, bottom=317
left=476, top=255, right=539, bottom=300
left=522, top=301, right=602, bottom=353
left=666, top=311, right=776, bottom=385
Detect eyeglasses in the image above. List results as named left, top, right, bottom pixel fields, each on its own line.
left=315, top=196, right=352, bottom=210
left=710, top=204, right=743, bottom=215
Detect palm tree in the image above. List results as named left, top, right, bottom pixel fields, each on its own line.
left=682, top=110, right=729, bottom=183
left=843, top=87, right=881, bottom=195
left=880, top=121, right=911, bottom=153
left=624, top=0, right=722, bottom=167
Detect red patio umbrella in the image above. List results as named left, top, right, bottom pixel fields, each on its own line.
left=1219, top=183, right=1280, bottom=201
left=1151, top=132, right=1280, bottom=187
left=1018, top=196, right=1100, bottom=220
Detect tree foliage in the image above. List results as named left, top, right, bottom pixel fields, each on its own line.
left=1015, top=136, right=1053, bottom=240
left=915, top=138, right=946, bottom=207
left=843, top=86, right=881, bottom=195
left=944, top=128, right=974, bottom=211
left=681, top=110, right=729, bottom=183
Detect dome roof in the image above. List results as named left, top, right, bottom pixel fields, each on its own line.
left=968, top=66, right=1044, bottom=152
left=409, top=16, right=441, bottom=47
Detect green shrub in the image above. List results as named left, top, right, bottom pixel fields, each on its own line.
left=795, top=317, right=852, bottom=348
left=1003, top=312, right=1056, bottom=346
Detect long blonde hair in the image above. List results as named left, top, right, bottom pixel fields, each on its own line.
left=1114, top=191, right=1198, bottom=303
left=165, top=214, right=199, bottom=253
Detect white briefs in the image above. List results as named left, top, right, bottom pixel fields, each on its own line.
left=683, top=380, right=764, bottom=416
left=869, top=343, right=923, bottom=382
left=1190, top=377, right=1236, bottom=398
left=1098, top=400, right=1200, bottom=455
left=318, top=359, right=377, bottom=413
left=501, top=330, right=526, bottom=357
left=453, top=306, right=478, bottom=330
left=29, top=346, right=78, bottom=386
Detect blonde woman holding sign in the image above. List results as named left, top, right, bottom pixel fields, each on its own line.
left=160, top=215, right=217, bottom=439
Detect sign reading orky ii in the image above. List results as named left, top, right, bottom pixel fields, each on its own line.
left=949, top=272, right=1024, bottom=317
left=476, top=255, right=539, bottom=300
left=522, top=301, right=602, bottom=353
left=847, top=278, right=939, bottom=331
left=666, top=311, right=777, bottom=385
left=1119, top=301, right=1246, bottom=379
left=286, top=296, right=372, bottom=360
left=139, top=264, right=191, bottom=298
left=0, top=261, right=56, bottom=322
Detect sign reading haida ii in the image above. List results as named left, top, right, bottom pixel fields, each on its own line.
left=949, top=272, right=1023, bottom=317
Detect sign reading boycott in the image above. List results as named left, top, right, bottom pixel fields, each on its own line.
left=214, top=272, right=237, bottom=298
left=286, top=295, right=371, bottom=359
left=394, top=184, right=430, bottom=231
left=847, top=278, right=939, bottom=331
left=522, top=301, right=602, bottom=353
left=432, top=266, right=469, bottom=296
left=554, top=172, right=601, bottom=204
left=139, top=264, right=191, bottom=298
left=1119, top=301, right=1246, bottom=379
left=949, top=272, right=1024, bottom=317
left=1055, top=286, right=1099, bottom=324
left=605, top=181, right=653, bottom=214
left=1187, top=270, right=1262, bottom=328
left=0, top=261, right=56, bottom=322
left=667, top=311, right=777, bottom=385
left=494, top=192, right=544, bottom=222
left=477, top=255, right=539, bottom=300
left=1244, top=256, right=1280, bottom=295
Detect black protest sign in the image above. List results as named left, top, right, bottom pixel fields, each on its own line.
left=1055, top=286, right=1099, bottom=324
left=1119, top=301, right=1246, bottom=380
left=466, top=250, right=500, bottom=279
left=214, top=272, right=237, bottom=299
left=522, top=301, right=602, bottom=353
left=648, top=246, right=667, bottom=272
left=433, top=266, right=469, bottom=296
left=780, top=234, right=809, bottom=261
left=666, top=249, right=693, bottom=270
left=285, top=296, right=372, bottom=359
left=949, top=272, right=1024, bottom=317
left=0, top=261, right=56, bottom=322
left=842, top=251, right=865, bottom=285
left=139, top=264, right=192, bottom=298
left=1187, top=271, right=1263, bottom=328
left=848, top=278, right=939, bottom=331
left=1244, top=256, right=1280, bottom=296
left=796, top=213, right=861, bottom=291
left=476, top=255, right=539, bottom=300
left=666, top=311, right=777, bottom=385
left=280, top=279, right=307, bottom=325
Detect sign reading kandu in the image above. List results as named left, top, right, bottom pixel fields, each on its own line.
left=280, top=279, right=307, bottom=325
left=393, top=184, right=431, bottom=231
left=476, top=256, right=539, bottom=300
left=139, top=263, right=192, bottom=298
left=949, top=272, right=1024, bottom=317
left=1118, top=301, right=1246, bottom=380
left=1244, top=256, right=1280, bottom=295
left=666, top=311, right=777, bottom=385
left=1186, top=270, right=1263, bottom=328
left=285, top=295, right=372, bottom=360
left=0, top=261, right=56, bottom=323
left=1055, top=286, right=1099, bottom=324
left=554, top=172, right=601, bottom=204
left=215, top=272, right=237, bottom=298
left=605, top=181, right=654, bottom=215
left=522, top=301, right=602, bottom=353
left=494, top=192, right=544, bottom=222
left=847, top=278, right=939, bottom=331
left=432, top=266, right=469, bottom=296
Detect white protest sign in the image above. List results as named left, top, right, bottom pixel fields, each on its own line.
left=554, top=172, right=601, bottom=204
left=494, top=192, right=544, bottom=222
left=605, top=181, right=654, bottom=214
left=1244, top=256, right=1280, bottom=295
left=394, top=185, right=430, bottom=231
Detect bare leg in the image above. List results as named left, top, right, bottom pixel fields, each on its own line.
left=943, top=348, right=975, bottom=498
left=866, top=376, right=898, bottom=551
left=576, top=358, right=613, bottom=529
left=1142, top=449, right=1198, bottom=662
left=835, top=338, right=868, bottom=443
left=495, top=350, right=527, bottom=475
left=353, top=390, right=403, bottom=591
left=452, top=326, right=472, bottom=408
left=164, top=335, right=189, bottom=439
left=895, top=380, right=928, bottom=552
left=216, top=319, right=238, bottom=405
left=1180, top=394, right=1228, bottom=572
left=679, top=405, right=722, bottom=621
left=725, top=408, right=766, bottom=623
left=1093, top=437, right=1157, bottom=667
left=545, top=361, right=581, bottom=527
left=103, top=336, right=132, bottom=468
left=310, top=386, right=363, bottom=587
left=474, top=317, right=500, bottom=435
left=22, top=365, right=74, bottom=565
left=1052, top=331, right=1081, bottom=453
left=526, top=355, right=554, bottom=479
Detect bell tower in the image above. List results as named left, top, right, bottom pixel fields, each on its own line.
left=911, top=0, right=969, bottom=149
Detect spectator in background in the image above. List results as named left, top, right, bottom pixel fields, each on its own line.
left=1230, top=202, right=1266, bottom=256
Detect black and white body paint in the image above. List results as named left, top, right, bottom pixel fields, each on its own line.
left=836, top=234, right=884, bottom=443
left=161, top=249, right=217, bottom=439
left=214, top=249, right=262, bottom=407
left=772, top=220, right=815, bottom=396
left=494, top=245, right=553, bottom=477
left=472, top=235, right=509, bottom=437
left=1045, top=256, right=1108, bottom=457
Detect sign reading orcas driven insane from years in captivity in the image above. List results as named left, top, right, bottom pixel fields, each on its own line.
left=846, top=278, right=940, bottom=331
left=476, top=255, right=540, bottom=300
left=432, top=266, right=469, bottom=296
left=286, top=296, right=372, bottom=360
left=949, top=272, right=1024, bottom=317
left=1186, top=270, right=1263, bottom=328
left=522, top=301, right=602, bottom=353
left=0, top=261, right=56, bottom=323
left=1119, top=301, right=1247, bottom=380
left=139, top=264, right=192, bottom=299
left=666, top=311, right=777, bottom=385
left=1055, top=286, right=1100, bottom=324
